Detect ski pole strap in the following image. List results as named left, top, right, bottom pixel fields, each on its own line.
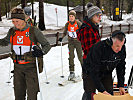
left=14, top=55, right=30, bottom=64
left=13, top=60, right=30, bottom=64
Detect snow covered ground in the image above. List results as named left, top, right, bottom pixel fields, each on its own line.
left=0, top=2, right=73, bottom=34
left=0, top=2, right=133, bottom=100
left=0, top=34, right=133, bottom=100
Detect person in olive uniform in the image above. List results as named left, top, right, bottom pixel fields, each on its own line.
left=59, top=10, right=83, bottom=80
left=0, top=7, right=51, bottom=100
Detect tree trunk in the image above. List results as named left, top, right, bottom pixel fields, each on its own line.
left=82, top=0, right=85, bottom=20
left=8, top=0, right=11, bottom=18
left=109, top=0, right=112, bottom=20
left=90, top=0, right=94, bottom=3
left=0, top=0, right=2, bottom=21
left=120, top=0, right=124, bottom=20
left=95, top=0, right=100, bottom=8
left=38, top=0, right=46, bottom=30
left=112, top=0, right=119, bottom=21
left=127, top=0, right=133, bottom=13
left=31, top=0, right=34, bottom=19
left=5, top=1, right=8, bottom=18
left=67, top=0, right=69, bottom=21
left=21, top=0, right=26, bottom=9
left=118, top=0, right=121, bottom=20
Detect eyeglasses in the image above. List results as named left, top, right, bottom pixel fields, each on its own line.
left=96, top=14, right=102, bottom=18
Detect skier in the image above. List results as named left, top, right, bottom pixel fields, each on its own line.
left=0, top=8, right=51, bottom=100
left=24, top=6, right=34, bottom=26
left=10, top=6, right=36, bottom=74
left=76, top=2, right=102, bottom=60
left=58, top=10, right=83, bottom=80
left=82, top=30, right=126, bottom=100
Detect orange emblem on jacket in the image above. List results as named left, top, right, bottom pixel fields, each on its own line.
left=10, top=27, right=34, bottom=46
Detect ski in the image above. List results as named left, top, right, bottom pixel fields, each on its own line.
left=58, top=76, right=82, bottom=86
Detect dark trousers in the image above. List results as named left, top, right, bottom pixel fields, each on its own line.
left=68, top=38, right=83, bottom=71
left=14, top=63, right=39, bottom=100
left=82, top=72, right=113, bottom=100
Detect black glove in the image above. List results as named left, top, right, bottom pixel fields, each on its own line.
left=58, top=38, right=63, bottom=42
left=32, top=46, right=44, bottom=57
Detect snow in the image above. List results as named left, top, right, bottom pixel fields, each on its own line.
left=0, top=2, right=73, bottom=33
left=0, top=2, right=133, bottom=100
left=101, top=13, right=133, bottom=26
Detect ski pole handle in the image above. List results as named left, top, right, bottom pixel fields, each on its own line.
left=36, top=57, right=43, bottom=100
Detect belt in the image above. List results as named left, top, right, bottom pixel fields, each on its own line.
left=14, top=60, right=30, bottom=64
left=14, top=55, right=30, bottom=64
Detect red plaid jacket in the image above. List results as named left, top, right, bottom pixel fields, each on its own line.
left=76, top=16, right=101, bottom=59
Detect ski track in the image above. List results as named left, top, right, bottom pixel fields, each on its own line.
left=0, top=45, right=83, bottom=100
left=41, top=58, right=83, bottom=100
left=39, top=45, right=83, bottom=100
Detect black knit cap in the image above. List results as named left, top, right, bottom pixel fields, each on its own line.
left=11, top=8, right=25, bottom=21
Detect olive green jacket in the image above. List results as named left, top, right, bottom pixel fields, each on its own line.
left=0, top=24, right=51, bottom=55
left=62, top=20, right=82, bottom=38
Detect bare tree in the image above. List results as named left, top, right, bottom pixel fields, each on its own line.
left=90, top=0, right=94, bottom=3
left=5, top=1, right=8, bottom=18
left=82, top=0, right=85, bottom=19
left=8, top=0, right=11, bottom=18
left=127, top=0, right=133, bottom=13
left=38, top=0, right=46, bottom=30
left=67, top=0, right=69, bottom=21
left=31, top=0, right=34, bottom=19
left=120, top=0, right=124, bottom=20
left=112, top=0, right=119, bottom=21
left=0, top=0, right=2, bottom=21
left=109, top=0, right=112, bottom=19
left=95, top=0, right=100, bottom=8
left=21, top=0, right=26, bottom=9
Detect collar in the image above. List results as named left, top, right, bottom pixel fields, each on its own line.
left=13, top=24, right=31, bottom=31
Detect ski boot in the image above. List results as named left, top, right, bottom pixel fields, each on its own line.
left=68, top=71, right=75, bottom=81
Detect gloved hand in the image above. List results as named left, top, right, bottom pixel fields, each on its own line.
left=58, top=38, right=63, bottom=42
left=32, top=46, right=44, bottom=57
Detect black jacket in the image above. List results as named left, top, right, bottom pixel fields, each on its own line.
left=83, top=38, right=126, bottom=92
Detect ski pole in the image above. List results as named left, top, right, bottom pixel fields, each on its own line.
left=60, top=42, right=64, bottom=78
left=128, top=66, right=133, bottom=90
left=6, top=58, right=12, bottom=84
left=36, top=57, right=43, bottom=100
left=43, top=57, right=50, bottom=84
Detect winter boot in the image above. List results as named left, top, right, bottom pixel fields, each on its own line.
left=68, top=71, right=75, bottom=81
